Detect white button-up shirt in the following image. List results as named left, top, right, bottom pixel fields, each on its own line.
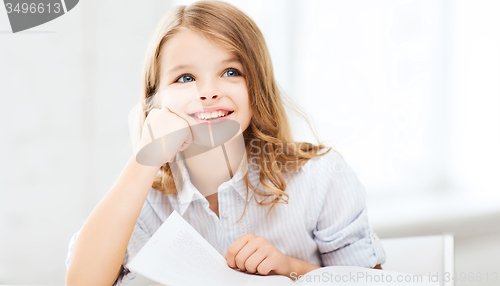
left=66, top=150, right=386, bottom=285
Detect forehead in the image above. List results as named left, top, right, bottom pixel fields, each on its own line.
left=160, top=29, right=240, bottom=72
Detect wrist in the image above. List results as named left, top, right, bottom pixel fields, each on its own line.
left=130, top=154, right=162, bottom=173
left=285, top=256, right=321, bottom=278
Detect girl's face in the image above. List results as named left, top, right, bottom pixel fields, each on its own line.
left=157, top=28, right=252, bottom=133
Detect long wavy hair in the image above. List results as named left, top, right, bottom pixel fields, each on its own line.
left=138, top=0, right=332, bottom=218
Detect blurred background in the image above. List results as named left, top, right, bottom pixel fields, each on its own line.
left=1, top=0, right=499, bottom=285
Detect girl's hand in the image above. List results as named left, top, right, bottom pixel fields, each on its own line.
left=135, top=107, right=192, bottom=166
left=223, top=233, right=292, bottom=276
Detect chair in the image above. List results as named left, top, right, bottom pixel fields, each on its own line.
left=379, top=233, right=455, bottom=286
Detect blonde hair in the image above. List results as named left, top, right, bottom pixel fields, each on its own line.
left=138, top=0, right=332, bottom=218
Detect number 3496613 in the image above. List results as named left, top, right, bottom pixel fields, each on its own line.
left=5, top=2, right=62, bottom=14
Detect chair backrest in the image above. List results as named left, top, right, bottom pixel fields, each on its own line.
left=379, top=233, right=454, bottom=286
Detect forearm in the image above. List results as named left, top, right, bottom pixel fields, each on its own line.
left=66, top=156, right=160, bottom=286
left=286, top=256, right=321, bottom=277
left=286, top=257, right=382, bottom=278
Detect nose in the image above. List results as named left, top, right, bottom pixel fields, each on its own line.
left=197, top=79, right=220, bottom=102
left=200, top=94, right=219, bottom=101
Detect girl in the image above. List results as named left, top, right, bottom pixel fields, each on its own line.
left=65, top=1, right=385, bottom=285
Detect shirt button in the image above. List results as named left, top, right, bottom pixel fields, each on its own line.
left=221, top=212, right=228, bottom=218
left=372, top=235, right=376, bottom=240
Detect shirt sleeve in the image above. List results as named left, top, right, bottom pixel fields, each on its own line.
left=312, top=151, right=386, bottom=267
left=65, top=216, right=152, bottom=286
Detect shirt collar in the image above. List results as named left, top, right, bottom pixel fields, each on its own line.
left=171, top=152, right=261, bottom=216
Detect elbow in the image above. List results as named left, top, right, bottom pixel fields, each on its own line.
left=65, top=269, right=77, bottom=286
left=65, top=267, right=96, bottom=286
left=65, top=265, right=117, bottom=286
left=65, top=266, right=86, bottom=286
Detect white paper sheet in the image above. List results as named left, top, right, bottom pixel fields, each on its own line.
left=127, top=210, right=441, bottom=286
left=126, top=210, right=292, bottom=286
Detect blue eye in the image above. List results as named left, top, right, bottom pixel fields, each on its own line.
left=176, top=74, right=195, bottom=83
left=175, top=68, right=241, bottom=83
left=223, top=68, right=240, bottom=77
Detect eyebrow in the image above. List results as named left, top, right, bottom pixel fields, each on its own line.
left=166, top=57, right=241, bottom=74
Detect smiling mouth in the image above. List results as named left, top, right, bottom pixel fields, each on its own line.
left=190, top=110, right=234, bottom=121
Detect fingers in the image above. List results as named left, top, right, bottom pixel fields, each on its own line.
left=226, top=235, right=251, bottom=269
left=166, top=108, right=194, bottom=148
left=226, top=234, right=274, bottom=274
left=234, top=240, right=259, bottom=271
left=256, top=257, right=273, bottom=276
left=135, top=107, right=192, bottom=166
left=146, top=108, right=183, bottom=139
left=244, top=248, right=268, bottom=274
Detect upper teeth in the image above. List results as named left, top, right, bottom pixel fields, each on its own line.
left=197, top=110, right=230, bottom=120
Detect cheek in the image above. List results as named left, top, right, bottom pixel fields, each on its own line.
left=157, top=84, right=199, bottom=111
left=229, top=82, right=249, bottom=105
left=161, top=96, right=188, bottom=112
left=238, top=92, right=253, bottom=128
left=224, top=82, right=251, bottom=118
left=235, top=89, right=251, bottom=118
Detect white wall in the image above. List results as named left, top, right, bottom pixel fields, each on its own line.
left=0, top=0, right=174, bottom=284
